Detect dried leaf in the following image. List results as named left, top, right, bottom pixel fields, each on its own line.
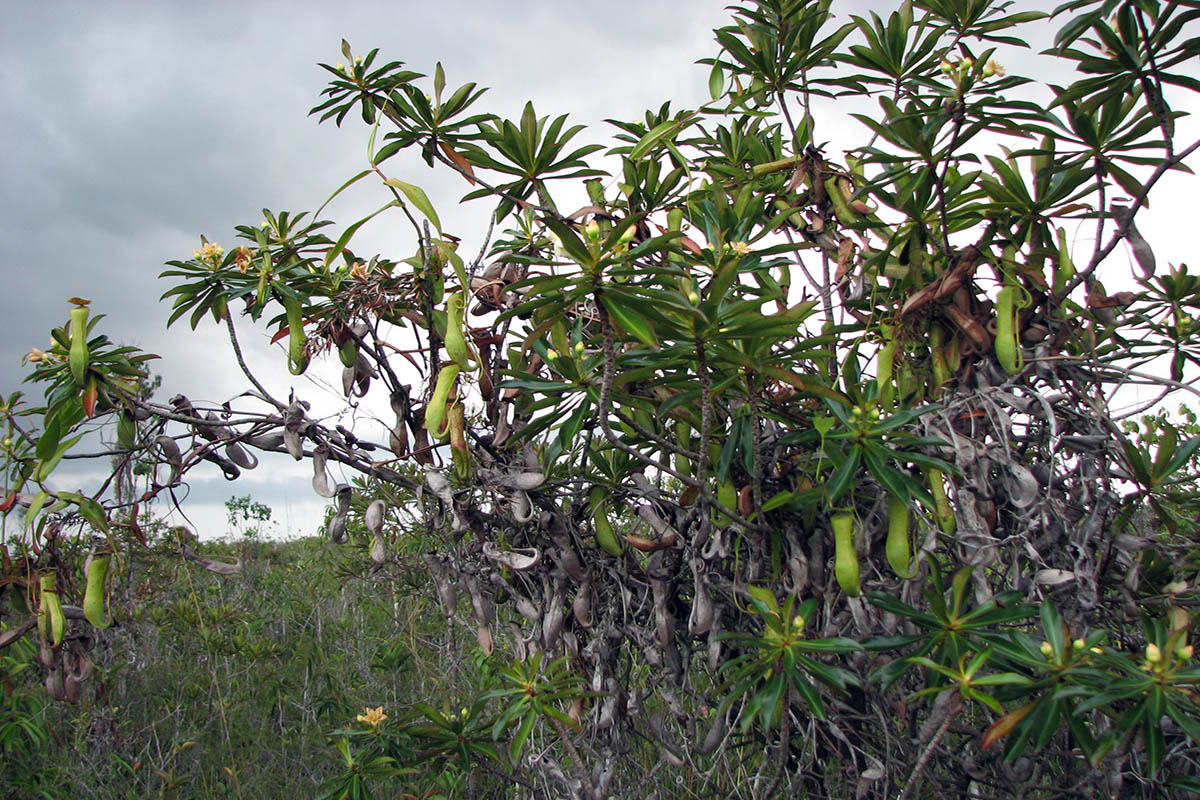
left=1035, top=569, right=1075, bottom=586
left=481, top=541, right=541, bottom=571
left=312, top=445, right=335, bottom=497
left=182, top=544, right=242, bottom=575
left=1112, top=203, right=1155, bottom=279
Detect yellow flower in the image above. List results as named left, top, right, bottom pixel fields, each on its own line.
left=356, top=706, right=387, bottom=727
left=193, top=241, right=224, bottom=268
left=729, top=241, right=752, bottom=255
left=350, top=261, right=369, bottom=280
left=983, top=59, right=1006, bottom=78
left=24, top=347, right=46, bottom=364
left=233, top=246, right=254, bottom=274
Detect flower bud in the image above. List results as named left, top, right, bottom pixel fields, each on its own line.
left=545, top=349, right=558, bottom=361
left=1180, top=644, right=1194, bottom=660
left=584, top=220, right=601, bottom=241
left=1040, top=641, right=1054, bottom=657
left=1073, top=638, right=1086, bottom=651
left=574, top=341, right=585, bottom=356
left=1146, top=642, right=1162, bottom=663
left=687, top=291, right=700, bottom=304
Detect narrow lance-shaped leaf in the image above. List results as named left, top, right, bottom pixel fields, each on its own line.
left=383, top=178, right=442, bottom=234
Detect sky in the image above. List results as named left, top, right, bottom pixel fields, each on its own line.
left=1, top=1, right=1196, bottom=540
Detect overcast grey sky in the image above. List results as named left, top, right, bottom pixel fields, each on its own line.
left=0, top=0, right=741, bottom=537
left=1, top=1, right=1195, bottom=539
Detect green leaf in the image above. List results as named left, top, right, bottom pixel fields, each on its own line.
left=24, top=490, right=48, bottom=530
left=509, top=711, right=535, bottom=765
left=599, top=294, right=658, bottom=348
left=708, top=62, right=725, bottom=100
left=35, top=432, right=85, bottom=483
left=1169, top=777, right=1200, bottom=794
left=325, top=200, right=398, bottom=267
left=746, top=584, right=779, bottom=616
left=826, top=445, right=862, bottom=504
left=629, top=114, right=698, bottom=161
left=1167, top=700, right=1200, bottom=745
left=383, top=178, right=442, bottom=234
left=542, top=217, right=593, bottom=266
left=35, top=414, right=63, bottom=464
left=316, top=169, right=372, bottom=217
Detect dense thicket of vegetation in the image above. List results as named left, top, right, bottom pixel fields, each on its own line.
left=4, top=0, right=1200, bottom=797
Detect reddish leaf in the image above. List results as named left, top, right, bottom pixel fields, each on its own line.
left=981, top=702, right=1036, bottom=751
left=81, top=380, right=98, bottom=419
left=439, top=141, right=476, bottom=185
left=738, top=485, right=754, bottom=517
left=626, top=532, right=677, bottom=552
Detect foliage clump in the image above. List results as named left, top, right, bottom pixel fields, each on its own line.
left=4, top=1, right=1200, bottom=797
